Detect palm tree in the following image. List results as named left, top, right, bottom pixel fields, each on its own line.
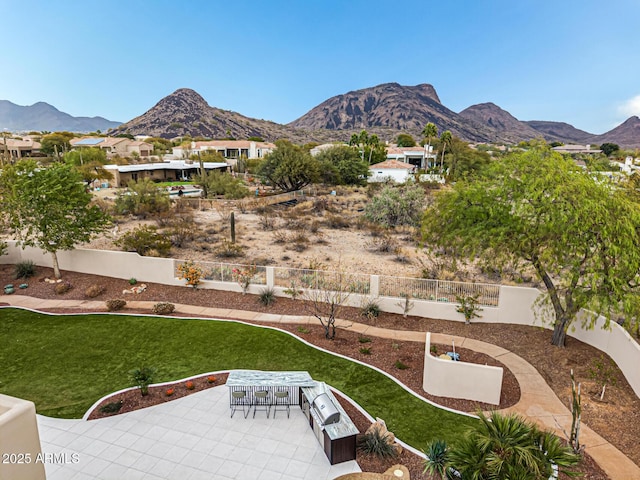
left=446, top=411, right=579, bottom=480
left=421, top=122, right=438, bottom=169
left=439, top=130, right=452, bottom=173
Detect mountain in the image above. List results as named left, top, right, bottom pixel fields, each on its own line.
left=524, top=120, right=594, bottom=144
left=0, top=100, right=121, bottom=132
left=583, top=116, right=640, bottom=149
left=458, top=103, right=544, bottom=143
left=110, top=88, right=334, bottom=143
left=288, top=83, right=499, bottom=142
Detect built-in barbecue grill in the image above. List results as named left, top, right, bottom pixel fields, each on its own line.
left=311, top=393, right=341, bottom=425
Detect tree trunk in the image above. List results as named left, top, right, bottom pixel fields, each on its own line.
left=551, top=319, right=568, bottom=347
left=51, top=251, right=61, bottom=279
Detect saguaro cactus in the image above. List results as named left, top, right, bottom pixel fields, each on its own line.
left=230, top=211, right=236, bottom=243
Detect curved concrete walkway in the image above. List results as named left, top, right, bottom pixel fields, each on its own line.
left=2, top=295, right=639, bottom=479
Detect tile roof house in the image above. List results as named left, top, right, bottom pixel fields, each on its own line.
left=172, top=140, right=276, bottom=161
left=368, top=159, right=416, bottom=183
left=70, top=137, right=153, bottom=158
left=385, top=145, right=436, bottom=169
left=0, top=137, right=41, bottom=159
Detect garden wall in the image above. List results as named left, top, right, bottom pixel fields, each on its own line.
left=0, top=394, right=46, bottom=480
left=3, top=242, right=639, bottom=397
left=422, top=333, right=503, bottom=405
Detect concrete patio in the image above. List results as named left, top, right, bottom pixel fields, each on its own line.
left=37, top=386, right=360, bottom=480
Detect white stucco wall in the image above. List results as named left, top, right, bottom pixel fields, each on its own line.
left=423, top=333, right=503, bottom=405
left=0, top=394, right=46, bottom=480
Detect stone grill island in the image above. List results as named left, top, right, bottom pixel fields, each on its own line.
left=226, top=370, right=358, bottom=464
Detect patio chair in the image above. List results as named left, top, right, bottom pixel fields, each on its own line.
left=253, top=389, right=271, bottom=418
left=272, top=390, right=290, bottom=419
left=230, top=390, right=249, bottom=418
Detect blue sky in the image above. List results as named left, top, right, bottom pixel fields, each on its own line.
left=1, top=0, right=639, bottom=134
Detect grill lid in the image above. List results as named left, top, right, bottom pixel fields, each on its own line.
left=312, top=393, right=341, bottom=425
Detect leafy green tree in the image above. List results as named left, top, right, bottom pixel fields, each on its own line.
left=396, top=133, right=416, bottom=147
left=443, top=137, right=491, bottom=180
left=256, top=139, right=320, bottom=191
left=64, top=148, right=113, bottom=187
left=600, top=142, right=620, bottom=156
left=39, top=132, right=74, bottom=158
left=315, top=145, right=369, bottom=185
left=446, top=411, right=579, bottom=480
left=0, top=161, right=111, bottom=278
left=365, top=183, right=426, bottom=228
left=114, top=178, right=171, bottom=218
left=423, top=147, right=640, bottom=346
left=421, top=122, right=438, bottom=167
left=197, top=171, right=248, bottom=199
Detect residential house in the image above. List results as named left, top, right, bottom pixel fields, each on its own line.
left=70, top=137, right=153, bottom=158
left=368, top=160, right=416, bottom=183
left=385, top=145, right=436, bottom=169
left=552, top=144, right=602, bottom=155
left=172, top=140, right=275, bottom=162
left=0, top=137, right=41, bottom=159
left=104, top=160, right=228, bottom=187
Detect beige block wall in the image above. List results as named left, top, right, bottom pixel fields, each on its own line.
left=0, top=394, right=46, bottom=480
left=423, top=333, right=503, bottom=405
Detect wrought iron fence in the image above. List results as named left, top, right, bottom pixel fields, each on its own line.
left=174, top=260, right=267, bottom=285
left=273, top=267, right=371, bottom=295
left=173, top=259, right=499, bottom=306
left=379, top=275, right=500, bottom=306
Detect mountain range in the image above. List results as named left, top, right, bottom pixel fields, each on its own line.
left=0, top=100, right=121, bottom=133
left=4, top=84, right=640, bottom=147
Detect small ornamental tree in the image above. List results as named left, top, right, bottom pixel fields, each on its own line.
left=0, top=161, right=111, bottom=279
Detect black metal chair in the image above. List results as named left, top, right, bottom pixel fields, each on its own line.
left=272, top=390, right=290, bottom=418
left=230, top=390, right=249, bottom=418
left=253, top=389, right=271, bottom=418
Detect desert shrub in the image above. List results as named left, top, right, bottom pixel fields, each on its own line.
left=199, top=171, right=249, bottom=199
left=54, top=281, right=72, bottom=295
left=358, top=335, right=372, bottom=343
left=152, top=302, right=175, bottom=315
left=129, top=278, right=138, bottom=285
left=309, top=220, right=320, bottom=233
left=106, top=298, right=127, bottom=311
left=258, top=209, right=277, bottom=230
left=296, top=326, right=310, bottom=334
left=272, top=230, right=290, bottom=244
left=364, top=183, right=425, bottom=228
left=325, top=213, right=350, bottom=229
left=361, top=299, right=381, bottom=319
left=394, top=360, right=408, bottom=370
left=84, top=284, right=106, bottom=298
left=359, top=347, right=371, bottom=355
left=365, top=233, right=397, bottom=253
left=215, top=239, right=244, bottom=258
left=258, top=287, right=276, bottom=306
left=115, top=225, right=172, bottom=256
left=99, top=401, right=123, bottom=414
left=357, top=428, right=398, bottom=459
left=167, top=214, right=198, bottom=248
left=114, top=178, right=171, bottom=218
left=14, top=260, right=36, bottom=279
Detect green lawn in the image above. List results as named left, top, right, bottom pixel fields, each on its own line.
left=0, top=308, right=476, bottom=449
